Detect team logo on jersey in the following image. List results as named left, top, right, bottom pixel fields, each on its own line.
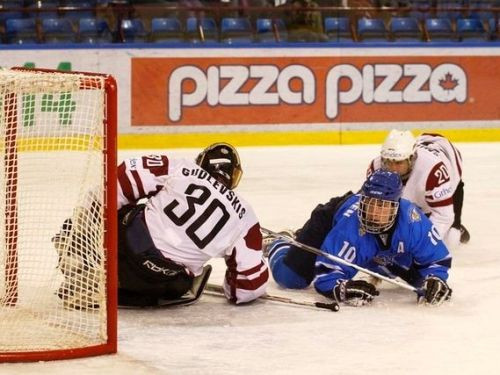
left=409, top=207, right=421, bottom=222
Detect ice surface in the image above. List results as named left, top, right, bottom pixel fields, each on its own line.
left=2, top=143, right=499, bottom=374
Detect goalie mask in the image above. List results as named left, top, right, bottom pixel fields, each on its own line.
left=380, top=129, right=416, bottom=181
left=195, top=142, right=243, bottom=190
left=358, top=170, right=403, bottom=234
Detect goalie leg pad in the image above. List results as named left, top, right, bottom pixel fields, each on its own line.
left=53, top=213, right=103, bottom=311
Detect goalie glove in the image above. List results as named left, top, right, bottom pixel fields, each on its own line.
left=418, top=276, right=452, bottom=306
left=333, top=279, right=379, bottom=307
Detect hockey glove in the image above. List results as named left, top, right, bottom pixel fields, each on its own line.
left=333, top=280, right=379, bottom=307
left=418, top=276, right=452, bottom=306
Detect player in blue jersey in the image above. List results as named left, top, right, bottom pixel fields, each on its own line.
left=267, top=170, right=452, bottom=307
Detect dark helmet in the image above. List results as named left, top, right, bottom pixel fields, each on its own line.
left=195, top=142, right=243, bottom=189
left=358, top=170, right=403, bottom=234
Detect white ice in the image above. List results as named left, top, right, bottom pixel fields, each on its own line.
left=2, top=143, right=500, bottom=375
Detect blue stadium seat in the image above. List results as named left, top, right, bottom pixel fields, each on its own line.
left=185, top=17, right=218, bottom=44
left=28, top=1, right=59, bottom=20
left=456, top=18, right=487, bottom=41
left=78, top=18, right=113, bottom=44
left=121, top=18, right=148, bottom=43
left=425, top=18, right=456, bottom=42
left=5, top=18, right=38, bottom=44
left=255, top=18, right=286, bottom=43
left=390, top=17, right=421, bottom=42
left=63, top=1, right=96, bottom=22
left=42, top=17, right=76, bottom=43
left=220, top=17, right=253, bottom=44
left=357, top=18, right=388, bottom=42
left=151, top=17, right=183, bottom=44
left=324, top=17, right=352, bottom=42
left=0, top=1, right=25, bottom=27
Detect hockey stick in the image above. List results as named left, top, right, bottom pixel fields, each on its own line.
left=261, top=227, right=419, bottom=293
left=205, top=283, right=340, bottom=312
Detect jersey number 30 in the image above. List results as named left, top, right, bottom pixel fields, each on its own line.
left=163, top=183, right=230, bottom=249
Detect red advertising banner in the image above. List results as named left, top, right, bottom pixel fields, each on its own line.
left=131, top=55, right=500, bottom=126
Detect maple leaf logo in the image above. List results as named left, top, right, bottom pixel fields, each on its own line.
left=439, top=72, right=459, bottom=91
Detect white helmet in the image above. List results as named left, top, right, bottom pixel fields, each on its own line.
left=380, top=129, right=416, bottom=161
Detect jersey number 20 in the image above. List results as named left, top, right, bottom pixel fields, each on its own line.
left=164, top=183, right=230, bottom=249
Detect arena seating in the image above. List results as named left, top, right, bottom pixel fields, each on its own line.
left=324, top=17, right=352, bottom=42
left=151, top=17, right=183, bottom=43
left=425, top=18, right=457, bottom=42
left=120, top=18, right=148, bottom=43
left=5, top=18, right=38, bottom=44
left=0, top=1, right=499, bottom=45
left=220, top=17, right=253, bottom=44
left=456, top=17, right=488, bottom=41
left=42, top=17, right=76, bottom=43
left=255, top=18, right=287, bottom=43
left=0, top=1, right=25, bottom=26
left=78, top=17, right=113, bottom=43
left=357, top=18, right=388, bottom=42
left=390, top=16, right=422, bottom=42
left=185, top=17, right=218, bottom=44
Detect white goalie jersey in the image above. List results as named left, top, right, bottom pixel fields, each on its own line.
left=368, top=133, right=463, bottom=238
left=118, top=154, right=268, bottom=304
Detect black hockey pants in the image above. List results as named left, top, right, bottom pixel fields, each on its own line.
left=118, top=204, right=193, bottom=306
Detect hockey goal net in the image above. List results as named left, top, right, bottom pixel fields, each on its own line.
left=0, top=68, right=117, bottom=362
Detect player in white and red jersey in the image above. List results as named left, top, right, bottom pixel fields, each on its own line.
left=115, top=142, right=269, bottom=307
left=367, top=130, right=469, bottom=250
left=52, top=143, right=268, bottom=309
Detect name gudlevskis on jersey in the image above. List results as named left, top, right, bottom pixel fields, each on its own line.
left=181, top=167, right=246, bottom=219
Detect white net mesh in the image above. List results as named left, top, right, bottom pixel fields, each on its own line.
left=0, top=69, right=110, bottom=353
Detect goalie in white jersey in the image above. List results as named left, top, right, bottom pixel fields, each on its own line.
left=116, top=142, right=269, bottom=306
left=53, top=142, right=268, bottom=309
left=367, top=130, right=469, bottom=250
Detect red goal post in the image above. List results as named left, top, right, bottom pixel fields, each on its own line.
left=0, top=68, right=117, bottom=362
